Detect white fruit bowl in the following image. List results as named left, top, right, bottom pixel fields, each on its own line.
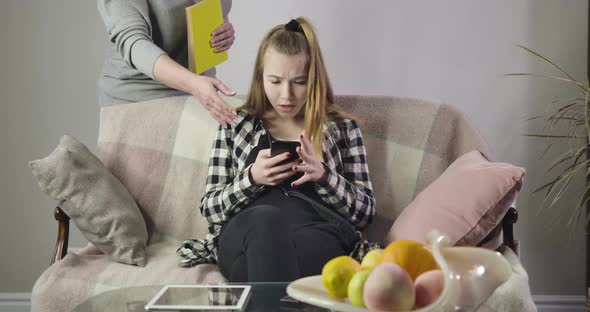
left=286, top=230, right=512, bottom=312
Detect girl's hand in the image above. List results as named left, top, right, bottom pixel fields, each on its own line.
left=291, top=131, right=327, bottom=187
left=211, top=18, right=235, bottom=53
left=250, top=149, right=300, bottom=186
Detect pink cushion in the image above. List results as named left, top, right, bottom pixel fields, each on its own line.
left=385, top=150, right=525, bottom=247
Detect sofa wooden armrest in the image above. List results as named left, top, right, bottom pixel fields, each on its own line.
left=51, top=206, right=70, bottom=265
left=477, top=207, right=518, bottom=254
left=502, top=207, right=518, bottom=254
left=48, top=205, right=519, bottom=265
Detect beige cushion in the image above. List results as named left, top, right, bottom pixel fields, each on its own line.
left=29, top=135, right=148, bottom=266
left=385, top=150, right=525, bottom=246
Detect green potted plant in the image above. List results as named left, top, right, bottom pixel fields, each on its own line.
left=510, top=45, right=590, bottom=308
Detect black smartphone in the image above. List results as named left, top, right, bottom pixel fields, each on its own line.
left=270, top=140, right=301, bottom=165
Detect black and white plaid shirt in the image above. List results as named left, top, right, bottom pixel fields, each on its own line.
left=178, top=110, right=379, bottom=267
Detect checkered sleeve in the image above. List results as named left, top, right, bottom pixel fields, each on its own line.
left=200, top=126, right=265, bottom=224
left=315, top=119, right=376, bottom=229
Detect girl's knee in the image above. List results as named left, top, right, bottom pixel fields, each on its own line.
left=248, top=204, right=285, bottom=225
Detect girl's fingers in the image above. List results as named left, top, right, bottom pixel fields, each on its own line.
left=298, top=133, right=316, bottom=159
left=300, top=131, right=314, bottom=150
left=292, top=163, right=313, bottom=173
left=291, top=174, right=311, bottom=188
left=256, top=149, right=272, bottom=160
left=269, top=159, right=298, bottom=175
left=271, top=170, right=298, bottom=183
left=296, top=146, right=312, bottom=162
left=268, top=152, right=296, bottom=167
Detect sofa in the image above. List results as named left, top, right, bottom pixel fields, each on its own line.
left=31, top=95, right=535, bottom=311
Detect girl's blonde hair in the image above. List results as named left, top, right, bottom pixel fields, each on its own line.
left=239, top=16, right=352, bottom=156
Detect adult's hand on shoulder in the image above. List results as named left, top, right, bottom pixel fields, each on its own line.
left=152, top=54, right=238, bottom=126
left=211, top=18, right=235, bottom=53
left=190, top=75, right=237, bottom=126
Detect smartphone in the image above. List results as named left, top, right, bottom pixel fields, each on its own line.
left=270, top=140, right=301, bottom=165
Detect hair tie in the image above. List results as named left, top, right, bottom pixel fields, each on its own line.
left=285, top=19, right=303, bottom=33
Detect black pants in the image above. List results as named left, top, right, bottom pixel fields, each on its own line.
left=217, top=189, right=355, bottom=282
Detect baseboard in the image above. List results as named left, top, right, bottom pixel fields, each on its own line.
left=0, top=292, right=585, bottom=311
left=533, top=295, right=586, bottom=311
left=0, top=293, right=30, bottom=312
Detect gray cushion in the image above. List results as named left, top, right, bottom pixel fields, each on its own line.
left=29, top=135, right=148, bottom=266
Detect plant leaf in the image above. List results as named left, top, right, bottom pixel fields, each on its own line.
left=506, top=73, right=586, bottom=90
left=515, top=44, right=590, bottom=231
left=573, top=184, right=590, bottom=227
left=524, top=134, right=580, bottom=138
left=549, top=159, right=590, bottom=207
left=546, top=154, right=575, bottom=173
left=514, top=45, right=587, bottom=92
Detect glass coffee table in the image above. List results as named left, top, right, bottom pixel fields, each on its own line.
left=73, top=282, right=330, bottom=312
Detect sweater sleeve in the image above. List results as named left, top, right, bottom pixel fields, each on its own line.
left=97, top=0, right=165, bottom=79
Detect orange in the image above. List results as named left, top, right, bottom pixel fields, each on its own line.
left=381, top=240, right=438, bottom=281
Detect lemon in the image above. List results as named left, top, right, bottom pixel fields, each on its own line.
left=360, top=249, right=384, bottom=269
left=381, top=240, right=438, bottom=281
left=321, top=256, right=361, bottom=299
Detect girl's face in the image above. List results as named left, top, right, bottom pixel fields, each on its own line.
left=262, top=47, right=308, bottom=120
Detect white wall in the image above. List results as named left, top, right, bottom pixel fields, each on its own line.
left=0, top=0, right=587, bottom=302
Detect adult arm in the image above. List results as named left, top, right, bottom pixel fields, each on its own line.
left=98, top=0, right=237, bottom=125
left=98, top=0, right=163, bottom=78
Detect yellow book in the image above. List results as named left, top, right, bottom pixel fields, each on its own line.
left=186, top=0, right=228, bottom=74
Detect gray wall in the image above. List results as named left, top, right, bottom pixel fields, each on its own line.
left=1, top=0, right=103, bottom=291
left=0, top=0, right=587, bottom=300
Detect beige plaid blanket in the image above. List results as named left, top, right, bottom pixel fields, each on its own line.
left=94, top=94, right=495, bottom=243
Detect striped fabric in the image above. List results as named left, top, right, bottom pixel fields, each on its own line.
left=32, top=95, right=534, bottom=312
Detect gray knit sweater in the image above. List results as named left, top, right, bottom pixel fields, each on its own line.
left=97, top=0, right=232, bottom=106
